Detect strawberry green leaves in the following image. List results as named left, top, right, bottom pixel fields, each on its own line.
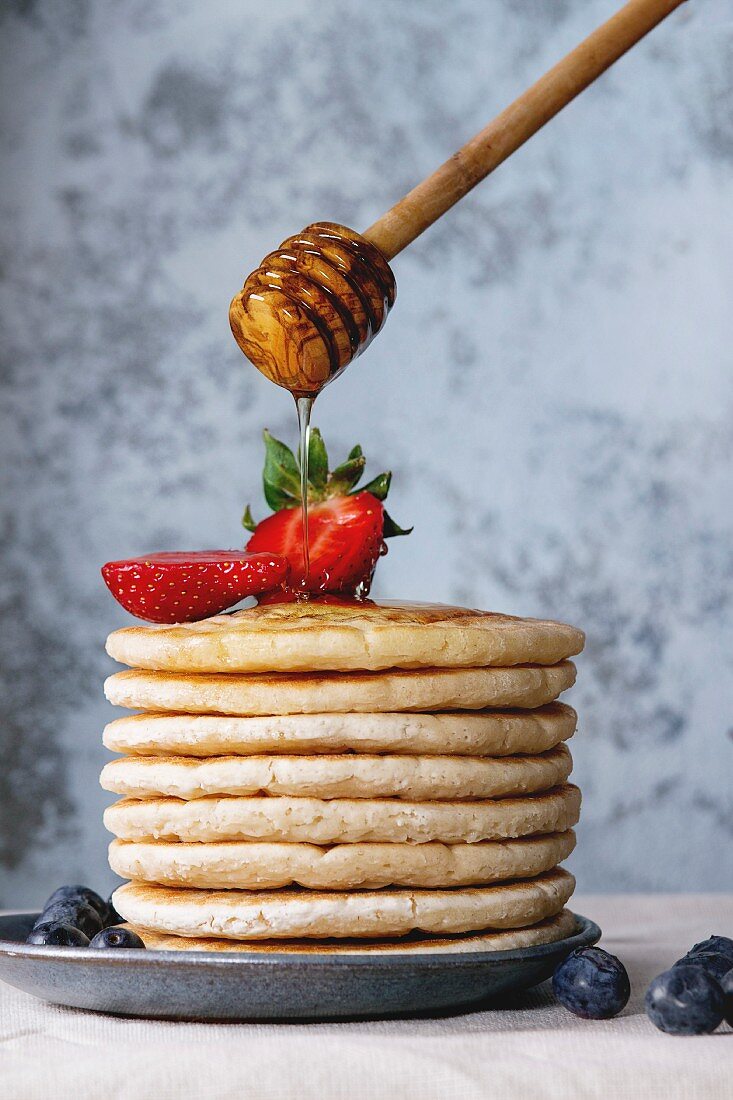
left=242, top=428, right=411, bottom=542
left=307, top=428, right=329, bottom=493
left=329, top=444, right=366, bottom=496
left=262, top=430, right=301, bottom=512
left=242, top=504, right=258, bottom=533
left=360, top=471, right=391, bottom=501
left=382, top=511, right=413, bottom=538
left=359, top=471, right=411, bottom=538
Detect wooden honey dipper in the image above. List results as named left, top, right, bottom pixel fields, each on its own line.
left=230, top=0, right=687, bottom=398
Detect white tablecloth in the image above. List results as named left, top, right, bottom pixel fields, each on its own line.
left=1, top=894, right=731, bottom=1099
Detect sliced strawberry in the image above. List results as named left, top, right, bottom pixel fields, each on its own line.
left=101, top=551, right=288, bottom=623
left=244, top=430, right=411, bottom=596
left=248, top=491, right=385, bottom=595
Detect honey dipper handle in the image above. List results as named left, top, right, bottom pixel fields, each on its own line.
left=364, top=0, right=687, bottom=261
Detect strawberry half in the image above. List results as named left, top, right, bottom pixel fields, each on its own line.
left=244, top=429, right=411, bottom=596
left=101, top=551, right=289, bottom=623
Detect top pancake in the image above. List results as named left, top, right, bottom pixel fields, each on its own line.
left=105, top=599, right=584, bottom=674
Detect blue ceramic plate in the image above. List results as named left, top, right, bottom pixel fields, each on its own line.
left=0, top=911, right=600, bottom=1020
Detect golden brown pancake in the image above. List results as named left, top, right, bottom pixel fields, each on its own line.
left=100, top=744, right=572, bottom=801
left=134, top=908, right=578, bottom=953
left=105, top=599, right=584, bottom=674
left=103, top=702, right=577, bottom=758
left=113, top=868, right=575, bottom=939
left=103, top=783, right=582, bottom=844
left=109, top=830, right=575, bottom=890
left=104, top=662, right=577, bottom=716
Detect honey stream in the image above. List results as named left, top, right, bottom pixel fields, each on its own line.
left=295, top=395, right=314, bottom=591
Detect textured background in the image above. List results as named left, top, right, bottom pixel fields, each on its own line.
left=1, top=0, right=732, bottom=905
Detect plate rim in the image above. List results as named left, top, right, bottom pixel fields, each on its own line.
left=0, top=910, right=600, bottom=969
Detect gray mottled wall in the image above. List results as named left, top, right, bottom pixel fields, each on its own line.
left=1, top=0, right=732, bottom=905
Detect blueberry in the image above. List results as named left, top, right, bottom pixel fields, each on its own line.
left=676, top=936, right=733, bottom=982
left=89, top=927, right=145, bottom=950
left=676, top=950, right=733, bottom=982
left=686, top=936, right=733, bottom=965
left=722, top=968, right=733, bottom=1028
left=35, top=901, right=104, bottom=940
left=645, top=965, right=724, bottom=1035
left=106, top=893, right=123, bottom=927
left=552, top=946, right=630, bottom=1019
left=26, top=922, right=90, bottom=947
left=44, top=885, right=108, bottom=919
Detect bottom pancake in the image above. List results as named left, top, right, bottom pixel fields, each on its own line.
left=134, top=908, right=578, bottom=953
left=112, top=867, right=574, bottom=939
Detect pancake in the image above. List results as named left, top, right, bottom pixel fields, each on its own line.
left=104, top=783, right=581, bottom=844
left=104, top=662, right=576, bottom=716
left=100, top=744, right=572, bottom=802
left=135, top=908, right=578, bottom=952
left=103, top=703, right=577, bottom=758
left=109, top=830, right=575, bottom=889
left=106, top=599, right=585, bottom=674
left=112, top=867, right=575, bottom=939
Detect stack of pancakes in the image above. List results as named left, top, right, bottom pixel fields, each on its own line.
left=102, top=601, right=584, bottom=952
